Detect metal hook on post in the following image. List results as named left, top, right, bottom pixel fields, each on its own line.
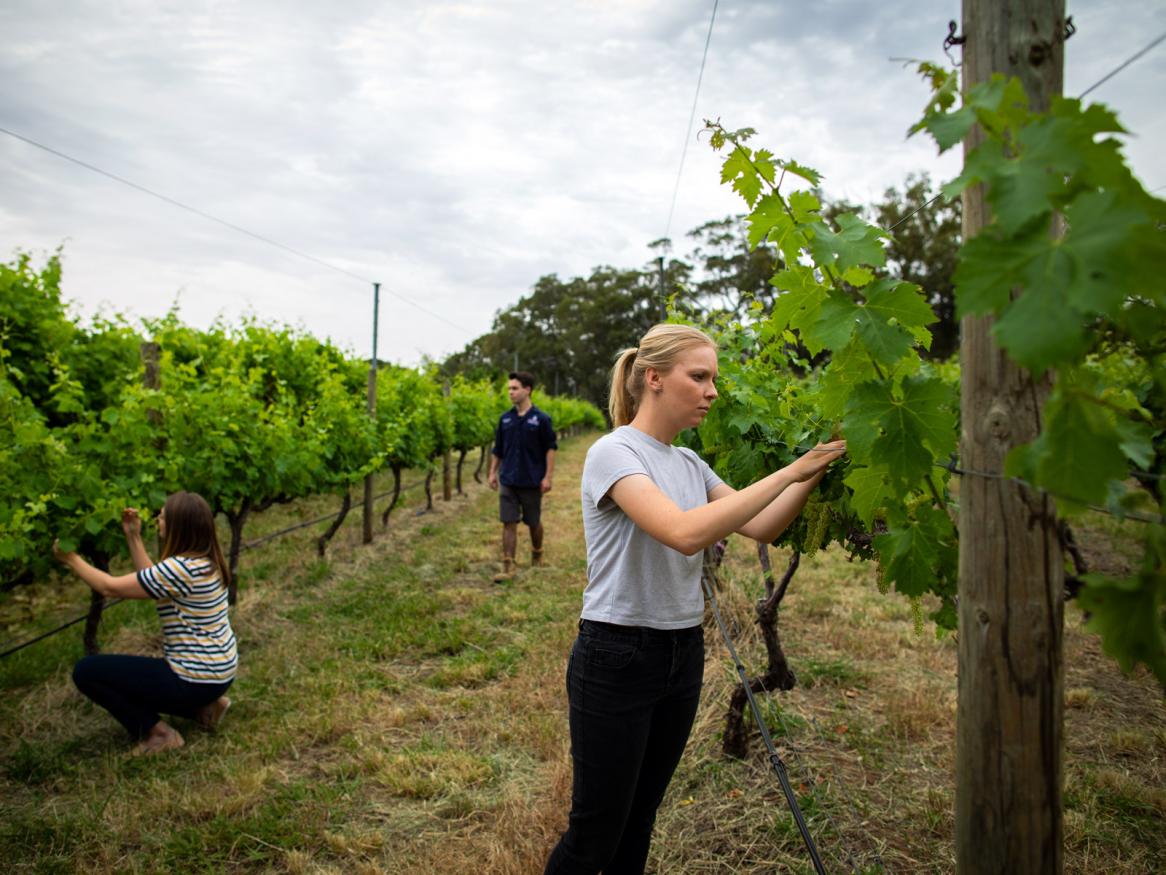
left=943, top=20, right=966, bottom=66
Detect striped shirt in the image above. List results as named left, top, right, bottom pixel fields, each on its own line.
left=137, top=555, right=238, bottom=684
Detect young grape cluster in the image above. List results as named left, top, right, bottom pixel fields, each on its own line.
left=910, top=596, right=925, bottom=635
left=800, top=495, right=831, bottom=558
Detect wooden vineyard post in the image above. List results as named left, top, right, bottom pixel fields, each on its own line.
left=141, top=341, right=161, bottom=422
left=442, top=381, right=452, bottom=501
left=363, top=282, right=380, bottom=545
left=957, top=2, right=1065, bottom=872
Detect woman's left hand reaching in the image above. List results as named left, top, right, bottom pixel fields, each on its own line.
left=122, top=508, right=142, bottom=538
left=52, top=539, right=76, bottom=566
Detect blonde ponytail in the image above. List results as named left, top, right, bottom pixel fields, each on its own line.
left=608, top=347, right=639, bottom=427
left=607, top=324, right=716, bottom=428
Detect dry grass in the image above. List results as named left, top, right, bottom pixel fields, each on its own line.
left=2, top=437, right=1163, bottom=874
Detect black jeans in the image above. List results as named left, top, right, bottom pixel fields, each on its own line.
left=73, top=654, right=233, bottom=739
left=545, top=619, right=704, bottom=875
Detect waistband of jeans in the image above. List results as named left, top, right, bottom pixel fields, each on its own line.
left=579, top=619, right=702, bottom=640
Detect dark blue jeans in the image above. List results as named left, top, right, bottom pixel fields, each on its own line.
left=545, top=620, right=704, bottom=875
left=73, top=654, right=233, bottom=740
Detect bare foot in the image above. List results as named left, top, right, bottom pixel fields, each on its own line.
left=132, top=721, right=185, bottom=756
left=195, top=695, right=231, bottom=731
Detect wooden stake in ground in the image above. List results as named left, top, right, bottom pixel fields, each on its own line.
left=443, top=381, right=453, bottom=502
left=363, top=282, right=380, bottom=545
left=957, top=2, right=1065, bottom=872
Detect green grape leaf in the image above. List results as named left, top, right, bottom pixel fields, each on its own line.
left=854, top=311, right=914, bottom=367
left=747, top=194, right=793, bottom=249
left=874, top=523, right=939, bottom=597
left=770, top=267, right=827, bottom=345
left=992, top=282, right=1090, bottom=375
left=851, top=278, right=935, bottom=366
left=1077, top=572, right=1166, bottom=686
left=788, top=189, right=821, bottom=222
left=818, top=340, right=881, bottom=424
left=777, top=158, right=822, bottom=187
left=726, top=407, right=761, bottom=436
left=844, top=465, right=893, bottom=528
left=808, top=292, right=860, bottom=352
left=987, top=161, right=1063, bottom=235
left=1113, top=417, right=1155, bottom=470
left=753, top=149, right=778, bottom=185
left=966, top=75, right=1030, bottom=137
left=1018, top=390, right=1130, bottom=507
left=915, top=104, right=977, bottom=152
left=953, top=223, right=1047, bottom=317
left=807, top=213, right=888, bottom=274
left=1060, top=190, right=1153, bottom=318
left=941, top=139, right=1009, bottom=201
left=842, top=266, right=875, bottom=288
left=845, top=377, right=957, bottom=486
left=721, top=147, right=765, bottom=207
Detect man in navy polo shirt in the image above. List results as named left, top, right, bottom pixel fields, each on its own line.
left=487, top=370, right=558, bottom=582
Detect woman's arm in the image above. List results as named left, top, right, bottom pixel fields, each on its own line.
left=122, top=508, right=155, bottom=571
left=708, top=468, right=827, bottom=544
left=608, top=442, right=844, bottom=556
left=53, top=543, right=150, bottom=599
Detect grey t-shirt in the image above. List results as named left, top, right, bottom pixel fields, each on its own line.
left=580, top=426, right=724, bottom=629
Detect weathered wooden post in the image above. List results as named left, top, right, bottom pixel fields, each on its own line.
left=957, top=2, right=1065, bottom=872
left=442, top=381, right=452, bottom=501
left=363, top=282, right=380, bottom=545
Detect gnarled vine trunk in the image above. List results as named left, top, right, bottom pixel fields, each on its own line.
left=82, top=552, right=112, bottom=655
left=317, top=489, right=352, bottom=557
left=224, top=498, right=252, bottom=605
left=474, top=445, right=487, bottom=484
left=722, top=545, right=799, bottom=760
left=380, top=466, right=403, bottom=528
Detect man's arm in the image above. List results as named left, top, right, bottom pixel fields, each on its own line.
left=539, top=414, right=558, bottom=493
left=488, top=419, right=503, bottom=490
left=487, top=452, right=501, bottom=490
left=540, top=449, right=556, bottom=493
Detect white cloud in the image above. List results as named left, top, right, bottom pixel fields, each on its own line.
left=1, top=0, right=1162, bottom=363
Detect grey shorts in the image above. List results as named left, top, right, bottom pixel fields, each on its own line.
left=500, top=484, right=543, bottom=527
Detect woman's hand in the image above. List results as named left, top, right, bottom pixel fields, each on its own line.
left=52, top=539, right=76, bottom=566
left=122, top=508, right=142, bottom=538
left=785, top=440, right=847, bottom=483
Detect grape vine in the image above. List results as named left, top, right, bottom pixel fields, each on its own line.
left=0, top=255, right=603, bottom=643
left=913, top=63, right=1165, bottom=683
left=690, top=63, right=1165, bottom=684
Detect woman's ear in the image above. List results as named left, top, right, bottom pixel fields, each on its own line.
left=643, top=366, right=663, bottom=394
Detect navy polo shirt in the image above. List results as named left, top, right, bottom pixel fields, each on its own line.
left=493, top=405, right=558, bottom=488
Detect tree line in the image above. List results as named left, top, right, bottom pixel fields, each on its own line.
left=441, top=175, right=961, bottom=407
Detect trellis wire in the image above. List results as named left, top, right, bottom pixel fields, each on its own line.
left=701, top=575, right=829, bottom=874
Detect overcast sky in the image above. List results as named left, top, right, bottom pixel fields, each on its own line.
left=2, top=1, right=1163, bottom=365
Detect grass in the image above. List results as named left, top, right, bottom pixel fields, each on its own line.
left=2, top=436, right=1164, bottom=873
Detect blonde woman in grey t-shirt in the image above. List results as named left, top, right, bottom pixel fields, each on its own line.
left=543, top=324, right=845, bottom=875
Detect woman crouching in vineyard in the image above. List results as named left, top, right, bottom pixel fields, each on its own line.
left=543, top=324, right=845, bottom=875
left=53, top=492, right=236, bottom=755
